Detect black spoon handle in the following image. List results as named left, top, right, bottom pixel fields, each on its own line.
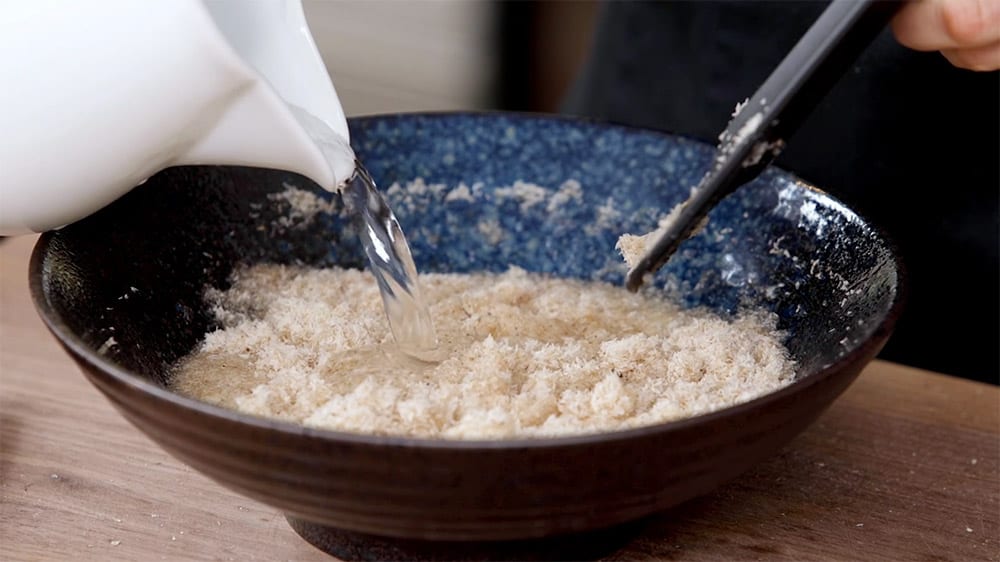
left=625, top=0, right=902, bottom=292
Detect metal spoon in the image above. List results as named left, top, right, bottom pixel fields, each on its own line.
left=624, top=0, right=901, bottom=292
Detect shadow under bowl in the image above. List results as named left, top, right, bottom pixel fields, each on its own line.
left=29, top=113, right=902, bottom=553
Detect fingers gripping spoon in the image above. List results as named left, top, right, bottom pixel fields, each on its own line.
left=624, top=0, right=902, bottom=292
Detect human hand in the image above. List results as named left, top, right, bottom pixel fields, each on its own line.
left=892, top=0, right=1000, bottom=71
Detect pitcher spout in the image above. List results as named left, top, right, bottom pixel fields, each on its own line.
left=181, top=0, right=353, bottom=190
left=177, top=80, right=353, bottom=190
left=0, top=0, right=351, bottom=236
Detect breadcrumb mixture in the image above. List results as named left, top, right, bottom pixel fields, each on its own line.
left=171, top=265, right=795, bottom=439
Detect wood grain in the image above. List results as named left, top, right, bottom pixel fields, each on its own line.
left=1, top=234, right=997, bottom=561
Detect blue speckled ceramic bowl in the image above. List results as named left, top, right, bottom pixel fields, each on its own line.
left=30, top=113, right=903, bottom=550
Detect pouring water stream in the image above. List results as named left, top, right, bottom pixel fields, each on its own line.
left=293, top=107, right=440, bottom=361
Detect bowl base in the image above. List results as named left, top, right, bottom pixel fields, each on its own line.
left=285, top=516, right=643, bottom=561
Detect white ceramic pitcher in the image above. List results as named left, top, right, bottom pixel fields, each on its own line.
left=0, top=0, right=353, bottom=235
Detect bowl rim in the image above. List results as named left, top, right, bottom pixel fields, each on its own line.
left=27, top=110, right=907, bottom=451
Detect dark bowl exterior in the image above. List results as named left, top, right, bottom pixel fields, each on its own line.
left=28, top=112, right=903, bottom=541
left=40, top=335, right=874, bottom=540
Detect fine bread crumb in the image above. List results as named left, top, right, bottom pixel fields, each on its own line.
left=97, top=336, right=118, bottom=355
left=267, top=185, right=339, bottom=227
left=616, top=200, right=689, bottom=268
left=171, top=265, right=795, bottom=439
left=615, top=233, right=652, bottom=269
left=616, top=192, right=712, bottom=271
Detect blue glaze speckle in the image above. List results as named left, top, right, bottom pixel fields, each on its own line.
left=41, top=113, right=901, bottom=384
left=272, top=113, right=898, bottom=375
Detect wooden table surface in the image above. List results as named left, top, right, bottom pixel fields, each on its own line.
left=1, top=234, right=997, bottom=561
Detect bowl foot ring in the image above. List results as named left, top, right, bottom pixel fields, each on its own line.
left=286, top=516, right=643, bottom=561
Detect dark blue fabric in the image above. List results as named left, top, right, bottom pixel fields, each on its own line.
left=563, top=1, right=999, bottom=383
